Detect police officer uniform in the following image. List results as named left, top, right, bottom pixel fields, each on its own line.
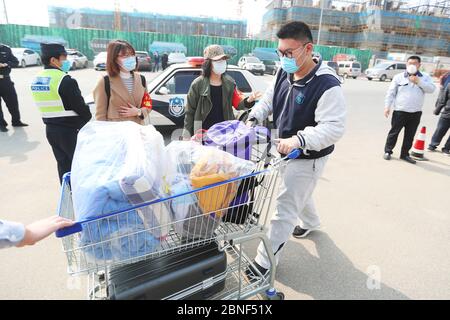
left=31, top=43, right=92, bottom=183
left=0, top=43, right=28, bottom=132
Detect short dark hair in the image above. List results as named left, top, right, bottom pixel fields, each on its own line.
left=42, top=53, right=66, bottom=67
left=106, top=40, right=136, bottom=77
left=277, top=21, right=313, bottom=43
left=407, top=55, right=421, bottom=64
left=202, top=59, right=213, bottom=78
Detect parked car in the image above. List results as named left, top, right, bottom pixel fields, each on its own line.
left=167, top=52, right=187, bottom=66
left=85, top=57, right=268, bottom=129
left=66, top=49, right=89, bottom=70
left=94, top=52, right=107, bottom=71
left=323, top=61, right=339, bottom=75
left=338, top=61, right=362, bottom=79
left=136, top=51, right=152, bottom=71
left=238, top=56, right=266, bottom=76
left=263, top=59, right=280, bottom=76
left=365, top=62, right=407, bottom=81
left=11, top=48, right=41, bottom=68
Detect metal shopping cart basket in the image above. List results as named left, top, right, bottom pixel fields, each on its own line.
left=55, top=144, right=301, bottom=300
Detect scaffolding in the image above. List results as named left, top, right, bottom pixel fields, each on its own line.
left=48, top=6, right=248, bottom=38
left=261, top=0, right=450, bottom=56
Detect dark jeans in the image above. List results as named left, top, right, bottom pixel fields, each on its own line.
left=430, top=117, right=450, bottom=151
left=0, top=78, right=21, bottom=127
left=46, top=125, right=79, bottom=183
left=385, top=110, right=422, bottom=158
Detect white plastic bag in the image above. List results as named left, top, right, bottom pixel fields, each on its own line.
left=71, top=121, right=171, bottom=242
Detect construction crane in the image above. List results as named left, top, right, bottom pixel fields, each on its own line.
left=114, top=0, right=121, bottom=30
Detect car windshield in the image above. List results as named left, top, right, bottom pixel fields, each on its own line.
left=374, top=63, right=391, bottom=69
left=352, top=63, right=361, bottom=68
left=246, top=57, right=261, bottom=63
left=327, top=62, right=338, bottom=67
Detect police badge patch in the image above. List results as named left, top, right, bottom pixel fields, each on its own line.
left=169, top=97, right=186, bottom=117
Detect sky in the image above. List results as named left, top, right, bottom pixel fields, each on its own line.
left=0, top=0, right=270, bottom=35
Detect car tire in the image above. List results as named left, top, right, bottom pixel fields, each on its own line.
left=272, top=69, right=277, bottom=76
left=36, top=58, right=42, bottom=66
left=21, top=60, right=26, bottom=68
left=71, top=62, right=77, bottom=70
left=84, top=61, right=88, bottom=69
left=380, top=74, right=387, bottom=82
left=353, top=76, right=357, bottom=79
left=367, top=77, right=373, bottom=81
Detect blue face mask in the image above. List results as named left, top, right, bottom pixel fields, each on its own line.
left=279, top=44, right=308, bottom=74
left=121, top=56, right=137, bottom=72
left=280, top=57, right=300, bottom=74
left=61, top=60, right=71, bottom=73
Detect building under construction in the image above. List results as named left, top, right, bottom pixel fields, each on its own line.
left=48, top=6, right=247, bottom=38
left=260, top=0, right=450, bottom=57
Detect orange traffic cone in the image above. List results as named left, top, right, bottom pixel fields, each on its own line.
left=411, top=126, right=427, bottom=160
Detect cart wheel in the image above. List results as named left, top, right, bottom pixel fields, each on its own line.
left=276, top=292, right=285, bottom=300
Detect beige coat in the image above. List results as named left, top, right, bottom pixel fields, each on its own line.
left=93, top=73, right=149, bottom=124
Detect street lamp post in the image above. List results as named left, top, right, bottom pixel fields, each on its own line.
left=2, top=0, right=8, bottom=24
left=317, top=0, right=325, bottom=45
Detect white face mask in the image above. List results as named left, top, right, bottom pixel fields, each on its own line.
left=407, top=64, right=418, bottom=75
left=212, top=60, right=227, bottom=75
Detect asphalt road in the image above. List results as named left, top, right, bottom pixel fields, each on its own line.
left=0, top=66, right=449, bottom=300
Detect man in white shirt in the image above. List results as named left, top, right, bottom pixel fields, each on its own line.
left=383, top=56, right=436, bottom=164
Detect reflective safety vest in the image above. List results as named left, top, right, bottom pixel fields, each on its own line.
left=31, top=69, right=78, bottom=118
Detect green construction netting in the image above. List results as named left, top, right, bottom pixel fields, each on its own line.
left=0, top=24, right=372, bottom=69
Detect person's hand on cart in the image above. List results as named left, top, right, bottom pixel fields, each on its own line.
left=17, top=216, right=74, bottom=247
left=274, top=137, right=302, bottom=155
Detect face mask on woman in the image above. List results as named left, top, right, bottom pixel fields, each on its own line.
left=212, top=60, right=227, bottom=75
left=120, top=56, right=137, bottom=72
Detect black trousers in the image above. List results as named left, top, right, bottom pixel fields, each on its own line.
left=46, top=125, right=79, bottom=183
left=384, top=110, right=422, bottom=158
left=0, top=78, right=21, bottom=127
left=430, top=117, right=450, bottom=151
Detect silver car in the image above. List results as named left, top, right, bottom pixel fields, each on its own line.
left=67, top=50, right=89, bottom=70
left=365, top=62, right=407, bottom=81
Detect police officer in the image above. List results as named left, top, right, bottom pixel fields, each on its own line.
left=0, top=43, right=28, bottom=132
left=31, top=43, right=92, bottom=183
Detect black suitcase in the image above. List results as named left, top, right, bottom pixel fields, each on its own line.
left=107, top=242, right=227, bottom=300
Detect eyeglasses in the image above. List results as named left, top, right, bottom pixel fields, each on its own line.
left=277, top=42, right=311, bottom=59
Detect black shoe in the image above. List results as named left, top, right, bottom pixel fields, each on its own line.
left=12, top=122, right=29, bottom=127
left=383, top=153, right=392, bottom=160
left=293, top=226, right=315, bottom=238
left=428, top=146, right=437, bottom=152
left=245, top=261, right=269, bottom=283
left=0, top=125, right=8, bottom=132
left=442, top=149, right=450, bottom=155
left=400, top=156, right=416, bottom=164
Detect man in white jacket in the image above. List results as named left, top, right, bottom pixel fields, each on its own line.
left=245, top=21, right=346, bottom=278
left=383, top=55, right=436, bottom=164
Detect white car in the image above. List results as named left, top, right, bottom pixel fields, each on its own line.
left=338, top=61, right=362, bottom=79
left=67, top=50, right=89, bottom=70
left=365, top=62, right=407, bottom=81
left=238, top=56, right=266, bottom=76
left=11, top=48, right=41, bottom=68
left=168, top=52, right=187, bottom=66
left=86, top=58, right=268, bottom=129
left=94, top=52, right=108, bottom=71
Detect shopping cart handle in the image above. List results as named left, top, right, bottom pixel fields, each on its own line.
left=55, top=222, right=83, bottom=238
left=287, top=149, right=302, bottom=159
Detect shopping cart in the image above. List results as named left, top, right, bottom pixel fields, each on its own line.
left=55, top=145, right=301, bottom=300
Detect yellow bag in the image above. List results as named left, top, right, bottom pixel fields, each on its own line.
left=190, top=154, right=239, bottom=217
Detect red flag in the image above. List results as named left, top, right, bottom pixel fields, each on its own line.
left=141, top=92, right=152, bottom=110
left=232, top=87, right=245, bottom=109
